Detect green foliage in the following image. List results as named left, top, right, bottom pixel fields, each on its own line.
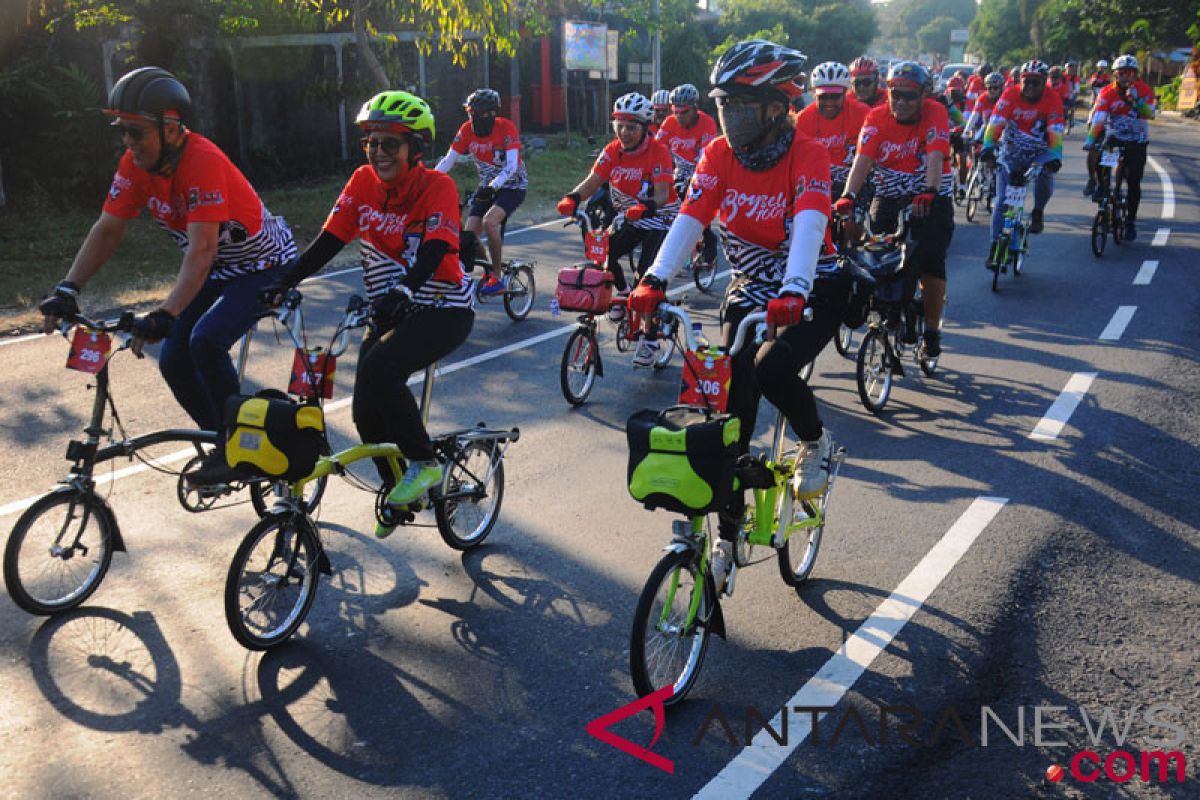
left=917, top=16, right=959, bottom=58
left=971, top=0, right=1035, bottom=63
left=715, top=0, right=876, bottom=67
left=893, top=0, right=976, bottom=36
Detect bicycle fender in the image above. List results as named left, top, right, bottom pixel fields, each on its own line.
left=706, top=582, right=728, bottom=640
left=593, top=344, right=605, bottom=378
left=47, top=487, right=127, bottom=553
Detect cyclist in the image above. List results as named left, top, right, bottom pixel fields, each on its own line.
left=850, top=57, right=887, bottom=108
left=944, top=75, right=971, bottom=197
left=650, top=89, right=671, bottom=134
left=965, top=63, right=992, bottom=107
left=630, top=39, right=834, bottom=591
left=796, top=61, right=868, bottom=240
left=656, top=83, right=719, bottom=270
left=964, top=72, right=1005, bottom=144
left=1064, top=61, right=1082, bottom=105
left=979, top=59, right=1063, bottom=252
left=557, top=93, right=678, bottom=365
left=38, top=66, right=296, bottom=486
left=1089, top=59, right=1111, bottom=96
left=264, top=91, right=473, bottom=536
left=435, top=88, right=527, bottom=296
left=837, top=60, right=954, bottom=361
left=1084, top=54, right=1155, bottom=240
left=1049, top=67, right=1073, bottom=114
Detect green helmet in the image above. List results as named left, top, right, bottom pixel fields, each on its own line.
left=356, top=90, right=435, bottom=143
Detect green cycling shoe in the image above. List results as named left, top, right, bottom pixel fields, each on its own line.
left=374, top=460, right=443, bottom=539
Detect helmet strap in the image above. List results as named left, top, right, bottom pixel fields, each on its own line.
left=150, top=120, right=187, bottom=177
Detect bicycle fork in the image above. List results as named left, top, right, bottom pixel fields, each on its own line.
left=661, top=519, right=726, bottom=640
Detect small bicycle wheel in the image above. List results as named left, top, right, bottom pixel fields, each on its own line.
left=560, top=328, right=597, bottom=406
left=614, top=318, right=632, bottom=352
left=652, top=331, right=676, bottom=370
left=692, top=259, right=716, bottom=293
left=1091, top=209, right=1108, bottom=257
left=434, top=440, right=505, bottom=550
left=777, top=493, right=824, bottom=587
left=965, top=173, right=983, bottom=222
left=4, top=490, right=115, bottom=615
left=1111, top=201, right=1124, bottom=246
left=224, top=513, right=321, bottom=650
left=991, top=234, right=1008, bottom=292
left=502, top=265, right=536, bottom=321
left=249, top=440, right=331, bottom=517
left=834, top=324, right=854, bottom=358
left=856, top=328, right=892, bottom=414
left=629, top=549, right=711, bottom=705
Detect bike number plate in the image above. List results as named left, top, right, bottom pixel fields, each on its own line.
left=65, top=327, right=111, bottom=374
left=678, top=349, right=731, bottom=413
left=288, top=347, right=337, bottom=399
left=1004, top=186, right=1026, bottom=205
left=585, top=230, right=609, bottom=267
left=1099, top=150, right=1120, bottom=167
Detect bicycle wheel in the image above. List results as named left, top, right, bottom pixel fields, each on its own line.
left=692, top=259, right=716, bottom=293
left=653, top=332, right=676, bottom=370
left=249, top=440, right=331, bottom=517
left=4, top=490, right=115, bottom=615
left=855, top=328, right=892, bottom=414
left=434, top=440, right=505, bottom=550
left=777, top=492, right=824, bottom=587
left=502, top=265, right=536, bottom=321
left=614, top=318, right=632, bottom=353
left=560, top=328, right=597, bottom=406
left=965, top=172, right=983, bottom=222
left=991, top=234, right=1008, bottom=292
left=1091, top=209, right=1108, bottom=257
left=1111, top=200, right=1124, bottom=246
left=629, top=548, right=711, bottom=705
left=224, top=513, right=321, bottom=650
left=833, top=324, right=854, bottom=357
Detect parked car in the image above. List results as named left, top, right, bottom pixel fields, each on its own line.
left=936, top=63, right=975, bottom=92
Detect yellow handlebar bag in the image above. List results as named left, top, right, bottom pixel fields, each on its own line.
left=224, top=390, right=325, bottom=482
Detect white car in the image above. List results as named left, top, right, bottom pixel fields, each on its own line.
left=936, top=63, right=975, bottom=93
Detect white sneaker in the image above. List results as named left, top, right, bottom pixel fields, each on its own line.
left=793, top=429, right=833, bottom=498
left=631, top=338, right=660, bottom=368
left=710, top=540, right=734, bottom=593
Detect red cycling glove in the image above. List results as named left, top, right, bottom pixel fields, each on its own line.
left=625, top=200, right=657, bottom=222
left=629, top=277, right=666, bottom=315
left=767, top=293, right=806, bottom=328
left=832, top=195, right=857, bottom=218
left=910, top=190, right=937, bottom=217
left=556, top=192, right=581, bottom=217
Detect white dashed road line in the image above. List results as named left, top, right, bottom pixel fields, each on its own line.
left=1152, top=228, right=1170, bottom=247
left=1133, top=260, right=1158, bottom=286
left=1030, top=372, right=1098, bottom=441
left=693, top=497, right=1010, bottom=800
left=1099, top=306, right=1137, bottom=341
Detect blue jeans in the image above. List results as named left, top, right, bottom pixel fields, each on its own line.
left=159, top=266, right=281, bottom=431
left=991, top=158, right=1055, bottom=241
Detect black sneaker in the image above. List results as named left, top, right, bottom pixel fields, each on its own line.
left=1029, top=209, right=1044, bottom=234
left=185, top=448, right=238, bottom=486
left=1082, top=178, right=1096, bottom=197
left=1124, top=220, right=1137, bottom=241
left=919, top=330, right=942, bottom=360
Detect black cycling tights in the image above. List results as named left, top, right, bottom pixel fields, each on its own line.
left=1114, top=141, right=1148, bottom=222
left=353, top=306, right=474, bottom=482
left=607, top=226, right=666, bottom=291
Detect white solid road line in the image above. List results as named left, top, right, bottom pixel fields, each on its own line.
left=1133, top=260, right=1158, bottom=286
left=1152, top=228, right=1170, bottom=247
left=1030, top=372, right=1097, bottom=441
left=1099, top=306, right=1137, bottom=341
left=0, top=271, right=729, bottom=519
left=693, top=497, right=1009, bottom=800
left=1146, top=156, right=1175, bottom=220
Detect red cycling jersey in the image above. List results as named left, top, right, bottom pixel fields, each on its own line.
left=965, top=74, right=985, bottom=104
left=655, top=110, right=719, bottom=183
left=1089, top=79, right=1155, bottom=144
left=1051, top=80, right=1072, bottom=106
left=592, top=137, right=679, bottom=231
left=857, top=99, right=953, bottom=197
left=103, top=133, right=295, bottom=280
left=965, top=92, right=1001, bottom=138
left=794, top=97, right=870, bottom=185
left=681, top=130, right=831, bottom=310
left=984, top=86, right=1064, bottom=164
left=323, top=164, right=470, bottom=308
left=448, top=117, right=528, bottom=190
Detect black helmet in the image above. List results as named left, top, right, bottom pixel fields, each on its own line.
left=465, top=88, right=501, bottom=113
left=709, top=39, right=807, bottom=101
left=105, top=66, right=192, bottom=125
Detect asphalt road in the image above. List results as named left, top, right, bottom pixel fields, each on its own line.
left=0, top=117, right=1197, bottom=800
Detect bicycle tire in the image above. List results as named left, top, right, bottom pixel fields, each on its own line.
left=560, top=328, right=597, bottom=406
left=434, top=440, right=505, bottom=550
left=856, top=328, right=892, bottom=414
left=502, top=265, right=536, bottom=321
left=1111, top=200, right=1124, bottom=246
left=629, top=548, right=711, bottom=705
left=833, top=324, right=854, bottom=358
left=1091, top=209, right=1108, bottom=257
left=777, top=491, right=825, bottom=587
left=991, top=234, right=1008, bottom=292
left=224, top=513, right=321, bottom=650
left=965, top=173, right=982, bottom=222
left=4, top=490, right=115, bottom=615
left=692, top=259, right=716, bottom=293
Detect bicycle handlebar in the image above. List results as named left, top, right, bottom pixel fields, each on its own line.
left=273, top=289, right=369, bottom=358
left=656, top=303, right=789, bottom=358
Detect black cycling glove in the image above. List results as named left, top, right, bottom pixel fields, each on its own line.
left=39, top=281, right=81, bottom=323
left=370, top=287, right=413, bottom=329
left=132, top=309, right=175, bottom=342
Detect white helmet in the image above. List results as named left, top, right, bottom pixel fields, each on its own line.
left=1113, top=54, right=1138, bottom=71
left=651, top=89, right=670, bottom=108
left=613, top=92, right=653, bottom=124
left=1097, top=59, right=1110, bottom=69
left=810, top=61, right=852, bottom=92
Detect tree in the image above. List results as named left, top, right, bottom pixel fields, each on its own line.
left=970, top=0, right=1036, bottom=63
left=893, top=0, right=977, bottom=38
left=716, top=0, right=876, bottom=66
left=917, top=16, right=959, bottom=59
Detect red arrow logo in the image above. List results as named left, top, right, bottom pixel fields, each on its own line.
left=585, top=686, right=676, bottom=774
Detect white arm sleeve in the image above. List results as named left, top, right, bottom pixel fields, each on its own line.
left=780, top=209, right=827, bottom=299
left=489, top=148, right=520, bottom=188
left=646, top=215, right=705, bottom=284
left=434, top=150, right=460, bottom=173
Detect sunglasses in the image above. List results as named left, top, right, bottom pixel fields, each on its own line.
left=361, top=136, right=404, bottom=155
left=114, top=124, right=150, bottom=142
left=853, top=78, right=876, bottom=87
left=890, top=90, right=921, bottom=102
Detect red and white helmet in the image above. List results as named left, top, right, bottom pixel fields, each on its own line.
left=849, top=56, right=879, bottom=78
left=650, top=89, right=670, bottom=109
left=1020, top=59, right=1050, bottom=77
left=1113, top=54, right=1138, bottom=72
left=810, top=61, right=852, bottom=94
left=613, top=92, right=653, bottom=124
left=709, top=39, right=807, bottom=98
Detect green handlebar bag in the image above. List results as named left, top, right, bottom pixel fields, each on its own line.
left=626, top=406, right=741, bottom=515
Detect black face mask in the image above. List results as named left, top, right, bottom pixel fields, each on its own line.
left=471, top=114, right=496, bottom=137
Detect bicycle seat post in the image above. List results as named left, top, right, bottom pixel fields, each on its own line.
left=419, top=362, right=437, bottom=427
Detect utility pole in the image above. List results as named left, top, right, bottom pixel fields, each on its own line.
left=653, top=0, right=661, bottom=90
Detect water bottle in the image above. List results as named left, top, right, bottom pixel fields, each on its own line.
left=550, top=296, right=561, bottom=317
left=691, top=321, right=710, bottom=351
